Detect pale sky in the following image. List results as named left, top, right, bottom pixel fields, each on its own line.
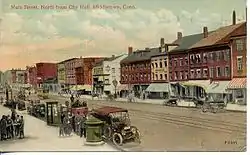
left=0, top=0, right=247, bottom=71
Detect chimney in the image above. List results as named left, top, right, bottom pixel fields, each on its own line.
left=160, top=38, right=164, bottom=47
left=232, top=10, right=236, bottom=25
left=177, top=32, right=182, bottom=40
left=203, top=27, right=208, bottom=38
left=128, top=46, right=133, bottom=55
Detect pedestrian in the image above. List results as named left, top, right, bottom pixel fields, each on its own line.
left=6, top=115, right=14, bottom=139
left=0, top=96, right=3, bottom=104
left=0, top=115, right=7, bottom=141
left=15, top=115, right=21, bottom=137
left=70, top=95, right=74, bottom=103
left=19, top=116, right=24, bottom=139
left=74, top=112, right=81, bottom=135
left=79, top=115, right=86, bottom=138
left=59, top=120, right=64, bottom=137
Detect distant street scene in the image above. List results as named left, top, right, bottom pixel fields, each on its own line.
left=0, top=0, right=247, bottom=152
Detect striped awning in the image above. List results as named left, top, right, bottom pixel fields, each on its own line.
left=227, top=78, right=247, bottom=89
left=146, top=83, right=170, bottom=92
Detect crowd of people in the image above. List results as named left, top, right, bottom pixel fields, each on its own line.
left=59, top=112, right=87, bottom=138
left=0, top=109, right=25, bottom=141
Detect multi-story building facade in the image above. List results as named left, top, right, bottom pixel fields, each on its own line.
left=57, top=61, right=66, bottom=90
left=36, top=62, right=57, bottom=87
left=120, top=46, right=159, bottom=98
left=3, top=70, right=13, bottom=86
left=72, top=57, right=104, bottom=94
left=64, top=58, right=79, bottom=86
left=227, top=18, right=247, bottom=104
left=26, top=66, right=37, bottom=88
left=146, top=38, right=173, bottom=99
left=187, top=11, right=246, bottom=102
left=168, top=32, right=205, bottom=97
left=10, top=68, right=28, bottom=90
left=92, top=54, right=127, bottom=96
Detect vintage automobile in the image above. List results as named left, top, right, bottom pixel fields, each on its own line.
left=37, top=88, right=49, bottom=99
left=91, top=106, right=141, bottom=146
left=70, top=100, right=88, bottom=116
left=17, top=100, right=26, bottom=111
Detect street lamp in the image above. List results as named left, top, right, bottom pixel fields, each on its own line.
left=112, top=79, right=118, bottom=98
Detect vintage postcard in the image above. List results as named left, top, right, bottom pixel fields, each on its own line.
left=0, top=0, right=247, bottom=152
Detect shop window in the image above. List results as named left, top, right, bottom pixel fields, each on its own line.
left=190, top=70, right=195, bottom=78
left=237, top=56, right=243, bottom=71
left=225, top=66, right=230, bottom=77
left=196, top=69, right=201, bottom=78
left=216, top=66, right=221, bottom=77
left=203, top=68, right=208, bottom=77
left=235, top=89, right=244, bottom=98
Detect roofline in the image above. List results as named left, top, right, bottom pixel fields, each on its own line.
left=230, top=34, right=247, bottom=39
left=190, top=43, right=230, bottom=50
left=151, top=53, right=167, bottom=58
left=169, top=49, right=188, bottom=55
left=121, top=59, right=151, bottom=64
left=58, top=58, right=78, bottom=64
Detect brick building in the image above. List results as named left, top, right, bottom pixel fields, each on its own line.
left=184, top=11, right=246, bottom=102
left=120, top=46, right=159, bottom=98
left=36, top=62, right=57, bottom=87
left=26, top=66, right=37, bottom=87
left=64, top=58, right=79, bottom=86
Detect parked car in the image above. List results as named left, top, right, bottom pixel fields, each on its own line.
left=91, top=106, right=141, bottom=146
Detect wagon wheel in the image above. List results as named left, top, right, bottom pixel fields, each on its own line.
left=212, top=105, right=219, bottom=114
left=201, top=105, right=207, bottom=113
left=103, top=126, right=112, bottom=139
left=131, top=126, right=141, bottom=143
left=112, top=132, right=123, bottom=146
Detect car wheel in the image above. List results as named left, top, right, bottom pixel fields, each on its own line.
left=103, top=126, right=112, bottom=139
left=131, top=126, right=141, bottom=143
left=112, top=133, right=123, bottom=146
left=212, top=106, right=218, bottom=114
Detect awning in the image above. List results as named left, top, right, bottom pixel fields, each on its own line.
left=21, top=84, right=32, bottom=88
left=181, top=80, right=210, bottom=91
left=227, top=78, right=247, bottom=89
left=70, top=85, right=92, bottom=91
left=207, top=81, right=231, bottom=94
left=146, top=83, right=170, bottom=92
left=117, top=84, right=129, bottom=91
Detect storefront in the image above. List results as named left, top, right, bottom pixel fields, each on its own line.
left=227, top=78, right=247, bottom=105
left=181, top=80, right=210, bottom=99
left=145, top=83, right=170, bottom=99
left=206, top=81, right=231, bottom=103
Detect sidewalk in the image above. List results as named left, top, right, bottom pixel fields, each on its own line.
left=0, top=105, right=119, bottom=151
left=50, top=93, right=246, bottom=112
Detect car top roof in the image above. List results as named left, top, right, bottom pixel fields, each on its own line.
left=93, top=106, right=128, bottom=116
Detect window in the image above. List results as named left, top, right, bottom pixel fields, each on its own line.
left=174, top=59, right=178, bottom=66
left=159, top=62, right=163, bottom=68
left=155, top=74, right=158, bottom=80
left=196, top=69, right=201, bottom=78
left=169, top=58, right=172, bottom=67
left=216, top=52, right=220, bottom=61
left=190, top=70, right=195, bottom=78
left=237, top=56, right=243, bottom=71
left=225, top=66, right=230, bottom=77
left=180, top=58, right=183, bottom=66
left=185, top=57, right=188, bottom=65
left=216, top=66, right=221, bottom=77
left=236, top=39, right=244, bottom=52
left=155, top=63, right=158, bottom=68
left=152, top=73, right=154, bottom=80
left=174, top=71, right=178, bottom=80
left=112, top=68, right=115, bottom=73
left=151, top=63, right=154, bottom=68
left=223, top=50, right=230, bottom=61
left=160, top=74, right=163, bottom=80
left=209, top=67, right=215, bottom=78
left=235, top=89, right=244, bottom=98
left=169, top=72, right=172, bottom=80
left=164, top=59, right=167, bottom=67
left=203, top=53, right=207, bottom=63
left=164, top=74, right=168, bottom=80
left=180, top=72, right=184, bottom=80
left=185, top=71, right=188, bottom=79
left=195, top=54, right=201, bottom=63
left=203, top=68, right=208, bottom=77
left=190, top=54, right=195, bottom=64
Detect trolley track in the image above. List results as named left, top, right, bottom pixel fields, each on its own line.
left=92, top=104, right=246, bottom=135
left=49, top=96, right=246, bottom=135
